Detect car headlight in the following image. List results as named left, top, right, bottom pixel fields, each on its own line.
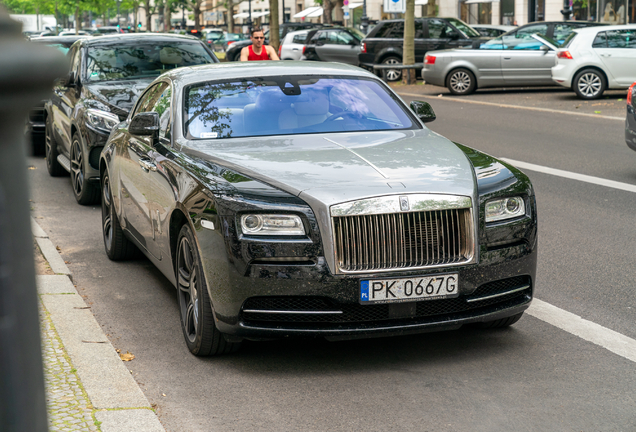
left=240, top=214, right=305, bottom=236
left=485, top=197, right=525, bottom=222
left=86, top=108, right=120, bottom=132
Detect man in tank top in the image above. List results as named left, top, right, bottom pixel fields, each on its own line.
left=240, top=27, right=280, bottom=61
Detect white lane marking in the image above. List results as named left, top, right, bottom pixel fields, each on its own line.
left=397, top=92, right=624, bottom=121
left=528, top=299, right=636, bottom=363
left=501, top=158, right=636, bottom=194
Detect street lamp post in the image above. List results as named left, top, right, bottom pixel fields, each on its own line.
left=247, top=0, right=253, bottom=30
left=282, top=0, right=286, bottom=23
left=182, top=3, right=186, bottom=29
left=361, top=0, right=369, bottom=33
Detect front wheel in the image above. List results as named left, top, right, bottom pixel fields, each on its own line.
left=382, top=56, right=402, bottom=82
left=573, top=68, right=606, bottom=100
left=176, top=224, right=241, bottom=356
left=447, top=68, right=476, bottom=95
left=101, top=170, right=141, bottom=261
left=70, top=133, right=100, bottom=205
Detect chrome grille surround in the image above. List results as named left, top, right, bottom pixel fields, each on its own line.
left=330, top=194, right=475, bottom=274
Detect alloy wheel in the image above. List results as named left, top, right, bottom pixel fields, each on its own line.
left=577, top=73, right=602, bottom=98
left=70, top=140, right=84, bottom=196
left=450, top=71, right=471, bottom=93
left=384, top=58, right=401, bottom=81
left=178, top=236, right=200, bottom=344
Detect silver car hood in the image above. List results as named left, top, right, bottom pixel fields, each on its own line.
left=185, top=129, right=476, bottom=205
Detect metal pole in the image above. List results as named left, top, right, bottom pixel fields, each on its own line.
left=182, top=4, right=186, bottom=29
left=361, top=0, right=369, bottom=33
left=0, top=10, right=67, bottom=432
left=282, top=0, right=286, bottom=23
left=560, top=0, right=572, bottom=19
left=247, top=0, right=253, bottom=29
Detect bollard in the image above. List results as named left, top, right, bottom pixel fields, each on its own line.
left=0, top=7, right=67, bottom=432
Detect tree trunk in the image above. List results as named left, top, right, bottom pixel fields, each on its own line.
left=402, top=0, right=416, bottom=85
left=74, top=5, right=80, bottom=33
left=269, top=0, right=279, bottom=49
left=134, top=5, right=139, bottom=31
left=164, top=0, right=172, bottom=31
left=227, top=1, right=235, bottom=33
left=426, top=0, right=436, bottom=17
left=145, top=0, right=153, bottom=31
left=194, top=0, right=201, bottom=31
left=158, top=2, right=164, bottom=31
left=323, top=0, right=333, bottom=24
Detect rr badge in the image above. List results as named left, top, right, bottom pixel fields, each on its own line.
left=399, top=196, right=409, bottom=212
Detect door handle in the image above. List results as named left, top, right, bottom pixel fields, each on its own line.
left=503, top=57, right=511, bottom=60
left=292, top=48, right=299, bottom=50
left=138, top=158, right=156, bottom=172
left=601, top=53, right=611, bottom=57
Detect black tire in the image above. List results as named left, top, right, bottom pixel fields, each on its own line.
left=573, top=68, right=606, bottom=100
left=176, top=224, right=241, bottom=356
left=382, top=56, right=402, bottom=82
left=45, top=115, right=66, bottom=177
left=70, top=132, right=100, bottom=205
left=447, top=68, right=476, bottom=95
left=101, top=170, right=142, bottom=261
left=473, top=312, right=524, bottom=329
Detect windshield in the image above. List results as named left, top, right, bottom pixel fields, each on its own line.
left=184, top=76, right=417, bottom=140
left=445, top=18, right=481, bottom=38
left=85, top=41, right=215, bottom=82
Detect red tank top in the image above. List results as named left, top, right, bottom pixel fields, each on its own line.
left=248, top=45, right=270, bottom=61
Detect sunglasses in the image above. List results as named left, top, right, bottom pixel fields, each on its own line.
left=253, top=36, right=264, bottom=39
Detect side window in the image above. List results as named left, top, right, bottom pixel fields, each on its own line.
left=376, top=22, right=404, bottom=38
left=606, top=30, right=636, bottom=48
left=415, top=21, right=425, bottom=38
left=592, top=32, right=608, bottom=48
left=152, top=86, right=172, bottom=139
left=553, top=24, right=575, bottom=43
left=330, top=30, right=356, bottom=45
left=502, top=24, right=548, bottom=50
left=292, top=33, right=307, bottom=44
left=427, top=19, right=454, bottom=39
left=68, top=47, right=81, bottom=78
left=132, top=83, right=167, bottom=117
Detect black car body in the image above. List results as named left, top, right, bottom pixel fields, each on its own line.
left=44, top=33, right=218, bottom=205
left=359, top=17, right=487, bottom=81
left=26, top=35, right=90, bottom=155
left=303, top=27, right=365, bottom=65
left=626, top=81, right=636, bottom=151
left=225, top=22, right=328, bottom=61
left=99, top=62, right=537, bottom=356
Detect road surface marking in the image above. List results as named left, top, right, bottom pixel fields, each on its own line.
left=528, top=299, right=636, bottom=363
left=500, top=158, right=636, bottom=193
left=397, top=92, right=624, bottom=121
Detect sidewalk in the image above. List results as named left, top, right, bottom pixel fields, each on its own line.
left=32, top=217, right=166, bottom=432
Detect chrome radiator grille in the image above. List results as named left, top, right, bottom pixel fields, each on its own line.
left=333, top=208, right=473, bottom=273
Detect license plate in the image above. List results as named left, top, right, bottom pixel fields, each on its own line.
left=360, top=274, right=459, bottom=304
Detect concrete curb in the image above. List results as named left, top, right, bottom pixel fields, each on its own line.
left=33, top=217, right=165, bottom=431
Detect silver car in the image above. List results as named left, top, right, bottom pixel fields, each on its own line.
left=422, top=21, right=603, bottom=95
left=279, top=30, right=308, bottom=61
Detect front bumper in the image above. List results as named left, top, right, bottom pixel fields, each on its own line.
left=626, top=105, right=636, bottom=151
left=209, top=241, right=537, bottom=340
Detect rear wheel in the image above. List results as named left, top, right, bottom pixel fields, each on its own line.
left=447, top=68, right=476, bottom=95
left=573, top=68, right=606, bottom=100
left=70, top=133, right=100, bottom=205
left=101, top=170, right=142, bottom=261
left=382, top=56, right=402, bottom=82
left=176, top=224, right=241, bottom=356
left=473, top=312, right=524, bottom=329
left=45, top=116, right=66, bottom=177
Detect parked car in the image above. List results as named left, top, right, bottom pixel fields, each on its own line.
left=204, top=28, right=224, bottom=50
left=93, top=26, right=124, bottom=35
left=99, top=61, right=537, bottom=356
left=226, top=22, right=328, bottom=61
left=472, top=24, right=516, bottom=37
left=359, top=18, right=488, bottom=81
left=626, top=81, right=636, bottom=151
left=278, top=29, right=309, bottom=60
left=540, top=25, right=636, bottom=99
left=212, top=32, right=247, bottom=52
left=44, top=33, right=218, bottom=205
left=302, top=27, right=365, bottom=65
left=422, top=21, right=606, bottom=95
left=26, top=35, right=90, bottom=155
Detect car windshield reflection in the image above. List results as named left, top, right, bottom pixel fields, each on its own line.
left=184, top=76, right=418, bottom=140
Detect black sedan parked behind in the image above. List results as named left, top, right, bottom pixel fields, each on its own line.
left=27, top=35, right=90, bottom=155
left=302, top=27, right=365, bottom=65
left=626, top=81, right=636, bottom=151
left=44, top=33, right=218, bottom=205
left=99, top=62, right=537, bottom=356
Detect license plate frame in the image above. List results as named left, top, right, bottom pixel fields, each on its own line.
left=360, top=274, right=459, bottom=304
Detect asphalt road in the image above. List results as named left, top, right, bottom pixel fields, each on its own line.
left=28, top=92, right=636, bottom=432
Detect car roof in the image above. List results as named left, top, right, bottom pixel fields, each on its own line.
left=573, top=23, right=636, bottom=33
left=31, top=35, right=90, bottom=42
left=78, top=33, right=201, bottom=46
left=159, top=61, right=378, bottom=85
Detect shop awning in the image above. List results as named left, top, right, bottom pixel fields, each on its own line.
left=251, top=11, right=270, bottom=18
left=463, top=0, right=500, bottom=3
left=344, top=2, right=363, bottom=9
left=233, top=12, right=250, bottom=18
left=293, top=6, right=323, bottom=18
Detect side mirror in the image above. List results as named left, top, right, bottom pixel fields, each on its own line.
left=410, top=101, right=436, bottom=123
left=63, top=71, right=76, bottom=87
left=448, top=31, right=460, bottom=40
left=129, top=112, right=160, bottom=140
left=539, top=44, right=550, bottom=52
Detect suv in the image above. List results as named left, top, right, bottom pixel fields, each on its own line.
left=44, top=34, right=218, bottom=204
left=359, top=17, right=487, bottom=81
left=225, top=22, right=328, bottom=61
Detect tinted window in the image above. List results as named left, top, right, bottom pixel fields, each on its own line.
left=445, top=18, right=480, bottom=38
left=606, top=30, right=636, bottom=48
left=328, top=30, right=357, bottom=45
left=375, top=22, right=404, bottom=38
left=133, top=83, right=168, bottom=117
left=502, top=24, right=548, bottom=50
left=85, top=41, right=214, bottom=82
left=184, top=77, right=416, bottom=139
left=592, top=32, right=608, bottom=48
left=427, top=19, right=455, bottom=39
left=292, top=33, right=307, bottom=44
left=553, top=24, right=576, bottom=44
